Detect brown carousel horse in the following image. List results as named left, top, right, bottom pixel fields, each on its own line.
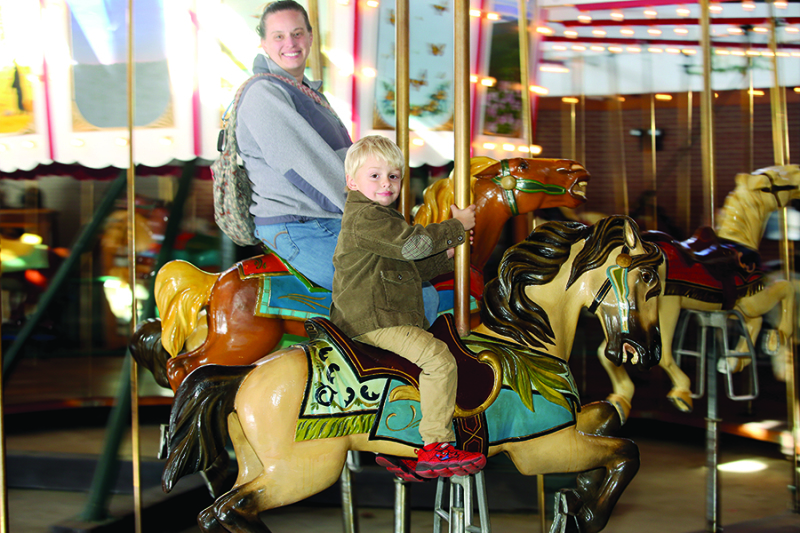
left=159, top=215, right=663, bottom=533
left=132, top=157, right=590, bottom=391
left=597, top=164, right=800, bottom=419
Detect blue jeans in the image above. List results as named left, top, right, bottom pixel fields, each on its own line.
left=256, top=218, right=341, bottom=290
left=255, top=218, right=440, bottom=324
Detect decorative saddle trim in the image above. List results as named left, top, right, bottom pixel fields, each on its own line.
left=304, top=315, right=503, bottom=418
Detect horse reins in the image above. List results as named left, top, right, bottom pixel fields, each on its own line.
left=491, top=160, right=568, bottom=216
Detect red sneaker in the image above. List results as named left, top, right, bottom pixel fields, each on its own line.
left=415, top=442, right=487, bottom=479
left=375, top=455, right=429, bottom=483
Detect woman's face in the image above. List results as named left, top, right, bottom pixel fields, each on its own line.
left=261, top=9, right=312, bottom=82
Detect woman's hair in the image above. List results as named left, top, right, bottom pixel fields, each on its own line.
left=345, top=135, right=405, bottom=179
left=256, top=1, right=312, bottom=38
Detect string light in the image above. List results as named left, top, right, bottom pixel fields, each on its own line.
left=592, top=29, right=607, bottom=36
left=620, top=28, right=635, bottom=36
left=469, top=9, right=481, bottom=17
left=643, top=8, right=658, bottom=18
left=676, top=5, right=691, bottom=16
left=529, top=85, right=549, bottom=95
left=572, top=45, right=587, bottom=51
left=655, top=94, right=673, bottom=100
left=608, top=46, right=623, bottom=53
left=627, top=46, right=641, bottom=53
left=564, top=30, right=578, bottom=38
left=537, top=26, right=554, bottom=35
left=502, top=143, right=516, bottom=151
left=486, top=12, right=500, bottom=21
left=411, top=138, right=425, bottom=147
left=741, top=1, right=755, bottom=11
left=553, top=44, right=567, bottom=50
left=648, top=47, right=664, bottom=53
left=709, top=3, right=723, bottom=13
left=562, top=97, right=579, bottom=104
left=648, top=28, right=662, bottom=35
left=577, top=14, right=592, bottom=23
left=590, top=45, right=605, bottom=51
left=610, top=10, right=624, bottom=21
left=482, top=142, right=496, bottom=149
left=361, top=67, right=377, bottom=77
left=480, top=77, right=497, bottom=87
left=674, top=27, right=689, bottom=35
left=366, top=0, right=379, bottom=7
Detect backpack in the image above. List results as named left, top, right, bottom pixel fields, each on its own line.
left=211, top=73, right=334, bottom=247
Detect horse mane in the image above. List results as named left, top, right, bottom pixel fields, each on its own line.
left=414, top=175, right=478, bottom=226
left=481, top=216, right=662, bottom=349
left=717, top=173, right=773, bottom=247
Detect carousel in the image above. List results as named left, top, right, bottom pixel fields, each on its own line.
left=0, top=1, right=799, bottom=532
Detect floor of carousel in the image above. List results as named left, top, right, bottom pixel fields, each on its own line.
left=4, top=410, right=800, bottom=533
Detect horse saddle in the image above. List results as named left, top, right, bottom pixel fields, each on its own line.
left=645, top=227, right=760, bottom=309
left=304, top=315, right=503, bottom=419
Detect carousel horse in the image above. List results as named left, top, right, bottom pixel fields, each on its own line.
left=159, top=215, right=663, bottom=533
left=132, top=157, right=590, bottom=391
left=597, top=164, right=800, bottom=419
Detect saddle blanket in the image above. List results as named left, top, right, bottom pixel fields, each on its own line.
left=295, top=332, right=579, bottom=447
left=239, top=256, right=478, bottom=320
left=657, top=240, right=764, bottom=304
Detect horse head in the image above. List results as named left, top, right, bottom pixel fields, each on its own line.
left=583, top=217, right=663, bottom=371
left=749, top=164, right=800, bottom=208
left=472, top=157, right=589, bottom=216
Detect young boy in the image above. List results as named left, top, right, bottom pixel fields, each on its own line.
left=330, top=135, right=486, bottom=478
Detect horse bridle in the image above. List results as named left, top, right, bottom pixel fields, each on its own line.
left=491, top=160, right=568, bottom=216
left=588, top=249, right=633, bottom=333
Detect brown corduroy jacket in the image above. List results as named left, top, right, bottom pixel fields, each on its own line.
left=330, top=190, right=466, bottom=338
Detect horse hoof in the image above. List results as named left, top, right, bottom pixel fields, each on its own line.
left=667, top=390, right=693, bottom=413
left=606, top=394, right=631, bottom=425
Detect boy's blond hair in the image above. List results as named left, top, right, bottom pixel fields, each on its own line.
left=345, top=135, right=405, bottom=179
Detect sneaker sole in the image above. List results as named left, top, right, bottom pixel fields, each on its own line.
left=416, top=456, right=487, bottom=478
left=375, top=455, right=428, bottom=483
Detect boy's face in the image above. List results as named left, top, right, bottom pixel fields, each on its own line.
left=346, top=155, right=402, bottom=207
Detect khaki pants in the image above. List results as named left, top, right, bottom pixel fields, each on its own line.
left=356, top=325, right=457, bottom=444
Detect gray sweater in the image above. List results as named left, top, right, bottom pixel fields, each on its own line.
left=236, top=54, right=352, bottom=225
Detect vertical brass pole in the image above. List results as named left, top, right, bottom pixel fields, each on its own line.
left=517, top=1, right=534, bottom=242
left=454, top=0, right=470, bottom=337
left=308, top=0, right=323, bottom=81
left=0, top=241, right=7, bottom=533
left=397, top=0, right=411, bottom=221
left=649, top=94, right=657, bottom=231
left=518, top=0, right=532, bottom=148
left=768, top=1, right=798, bottom=512
left=699, top=0, right=715, bottom=229
left=126, top=1, right=142, bottom=532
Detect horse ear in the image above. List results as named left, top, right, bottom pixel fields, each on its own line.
left=623, top=217, right=640, bottom=250
left=471, top=156, right=500, bottom=178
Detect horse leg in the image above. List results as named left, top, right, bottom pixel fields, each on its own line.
left=596, top=340, right=634, bottom=424
left=504, top=428, right=639, bottom=533
left=737, top=280, right=795, bottom=381
left=657, top=300, right=693, bottom=413
left=576, top=400, right=622, bottom=437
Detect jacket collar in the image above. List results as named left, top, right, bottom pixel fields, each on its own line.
left=253, top=53, right=323, bottom=92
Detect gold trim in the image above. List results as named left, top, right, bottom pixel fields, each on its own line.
left=454, top=350, right=503, bottom=418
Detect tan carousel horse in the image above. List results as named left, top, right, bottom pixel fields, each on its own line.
left=132, top=157, right=590, bottom=391
left=597, top=164, right=800, bottom=419
left=159, top=215, right=663, bottom=533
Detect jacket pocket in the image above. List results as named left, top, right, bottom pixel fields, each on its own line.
left=379, top=270, right=419, bottom=311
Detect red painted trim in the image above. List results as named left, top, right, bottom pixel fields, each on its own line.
left=469, top=0, right=487, bottom=157
left=558, top=17, right=800, bottom=27
left=544, top=35, right=800, bottom=48
left=570, top=0, right=749, bottom=9
left=570, top=0, right=700, bottom=11
left=190, top=8, right=201, bottom=157
left=351, top=0, right=360, bottom=140
left=42, top=0, right=55, bottom=161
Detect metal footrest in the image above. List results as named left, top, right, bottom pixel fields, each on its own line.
left=674, top=309, right=759, bottom=401
left=433, top=472, right=491, bottom=533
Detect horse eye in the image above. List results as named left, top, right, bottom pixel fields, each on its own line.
left=641, top=269, right=655, bottom=284
left=518, top=160, right=528, bottom=170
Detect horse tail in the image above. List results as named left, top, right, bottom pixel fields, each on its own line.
left=162, top=364, right=254, bottom=493
left=155, top=260, right=218, bottom=357
left=129, top=318, right=171, bottom=389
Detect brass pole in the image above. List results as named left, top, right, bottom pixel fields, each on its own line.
left=454, top=0, right=470, bottom=337
left=518, top=0, right=532, bottom=148
left=126, top=1, right=142, bottom=531
left=397, top=0, right=411, bottom=221
left=608, top=55, right=629, bottom=215
left=699, top=0, right=715, bottom=229
left=0, top=240, right=7, bottom=533
left=517, top=1, right=534, bottom=244
left=308, top=0, right=323, bottom=81
left=767, top=1, right=798, bottom=512
left=649, top=93, right=657, bottom=231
